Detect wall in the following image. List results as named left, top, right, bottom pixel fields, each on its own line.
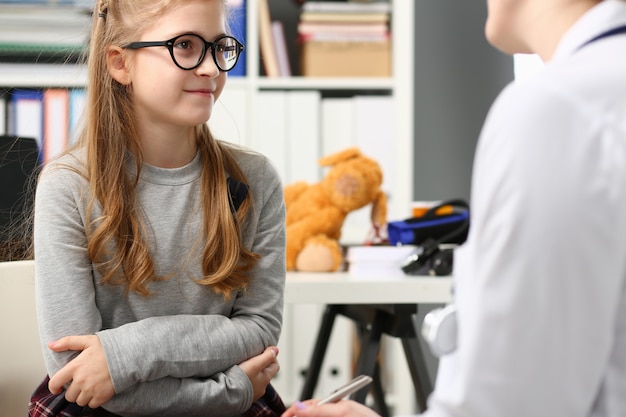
left=410, top=1, right=515, bottom=388
left=412, top=1, right=514, bottom=202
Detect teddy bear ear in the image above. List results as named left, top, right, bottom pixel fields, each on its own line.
left=318, top=147, right=362, bottom=167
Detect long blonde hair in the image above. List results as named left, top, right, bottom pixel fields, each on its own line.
left=78, top=0, right=257, bottom=299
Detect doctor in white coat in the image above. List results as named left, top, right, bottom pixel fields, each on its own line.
left=281, top=0, right=626, bottom=416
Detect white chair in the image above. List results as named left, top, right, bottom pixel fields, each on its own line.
left=0, top=260, right=46, bottom=417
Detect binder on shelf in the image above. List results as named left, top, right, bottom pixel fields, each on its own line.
left=43, top=88, right=69, bottom=163
left=252, top=91, right=321, bottom=185
left=253, top=91, right=287, bottom=180
left=321, top=97, right=354, bottom=157
left=0, top=92, right=7, bottom=135
left=354, top=95, right=395, bottom=195
left=209, top=86, right=248, bottom=146
left=226, top=0, right=246, bottom=77
left=286, top=91, right=320, bottom=184
left=69, top=87, right=86, bottom=146
left=271, top=21, right=292, bottom=77
left=9, top=89, right=43, bottom=161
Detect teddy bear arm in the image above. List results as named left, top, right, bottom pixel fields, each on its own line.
left=371, top=190, right=388, bottom=227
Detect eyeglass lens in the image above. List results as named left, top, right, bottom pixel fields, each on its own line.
left=172, top=34, right=240, bottom=71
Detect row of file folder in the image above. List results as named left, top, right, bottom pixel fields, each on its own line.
left=0, top=88, right=86, bottom=164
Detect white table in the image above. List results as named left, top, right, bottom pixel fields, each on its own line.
left=285, top=271, right=453, bottom=414
left=285, top=272, right=453, bottom=305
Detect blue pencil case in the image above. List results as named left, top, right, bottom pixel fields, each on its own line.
left=387, top=200, right=469, bottom=246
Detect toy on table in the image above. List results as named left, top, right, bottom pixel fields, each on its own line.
left=284, top=147, right=387, bottom=272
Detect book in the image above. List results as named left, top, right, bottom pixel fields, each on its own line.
left=271, top=21, right=291, bottom=77
left=302, top=2, right=392, bottom=14
left=0, top=4, right=90, bottom=63
left=298, top=21, right=389, bottom=41
left=226, top=0, right=246, bottom=77
left=258, top=0, right=279, bottom=77
left=300, top=12, right=390, bottom=24
left=43, top=88, right=69, bottom=163
left=298, top=22, right=389, bottom=35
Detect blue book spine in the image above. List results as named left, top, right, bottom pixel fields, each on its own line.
left=227, top=0, right=246, bottom=77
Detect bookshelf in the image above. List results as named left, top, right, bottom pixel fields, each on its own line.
left=0, top=0, right=418, bottom=413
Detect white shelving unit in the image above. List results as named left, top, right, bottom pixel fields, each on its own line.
left=1, top=1, right=418, bottom=414
left=1, top=0, right=414, bottom=224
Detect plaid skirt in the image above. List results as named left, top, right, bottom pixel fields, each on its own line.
left=29, top=375, right=285, bottom=417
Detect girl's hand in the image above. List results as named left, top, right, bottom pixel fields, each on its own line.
left=238, top=346, right=280, bottom=401
left=48, top=335, right=115, bottom=409
left=281, top=399, right=380, bottom=417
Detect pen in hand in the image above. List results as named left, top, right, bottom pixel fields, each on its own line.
left=317, top=375, right=373, bottom=405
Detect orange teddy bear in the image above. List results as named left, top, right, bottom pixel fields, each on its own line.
left=284, top=147, right=387, bottom=272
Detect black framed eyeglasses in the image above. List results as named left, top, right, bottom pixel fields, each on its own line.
left=123, top=33, right=244, bottom=72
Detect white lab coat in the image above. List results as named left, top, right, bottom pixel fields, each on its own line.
left=424, top=1, right=626, bottom=416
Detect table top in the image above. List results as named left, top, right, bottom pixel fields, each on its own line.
left=285, top=271, right=453, bottom=305
left=0, top=260, right=453, bottom=306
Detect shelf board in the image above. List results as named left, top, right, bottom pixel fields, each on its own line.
left=0, top=63, right=86, bottom=88
left=0, top=64, right=395, bottom=91
left=257, top=76, right=394, bottom=91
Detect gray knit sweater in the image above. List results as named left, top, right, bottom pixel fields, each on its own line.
left=33, top=146, right=286, bottom=416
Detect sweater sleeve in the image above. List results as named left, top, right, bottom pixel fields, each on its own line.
left=34, top=159, right=103, bottom=376
left=102, top=365, right=253, bottom=417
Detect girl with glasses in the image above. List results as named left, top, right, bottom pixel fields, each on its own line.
left=30, top=1, right=286, bottom=416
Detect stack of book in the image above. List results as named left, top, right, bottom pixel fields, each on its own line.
left=298, top=1, right=391, bottom=77
left=258, top=0, right=291, bottom=77
left=0, top=3, right=91, bottom=64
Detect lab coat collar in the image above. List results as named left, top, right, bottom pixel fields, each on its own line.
left=552, top=0, right=626, bottom=62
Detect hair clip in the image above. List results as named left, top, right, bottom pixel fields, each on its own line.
left=98, top=0, right=108, bottom=19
